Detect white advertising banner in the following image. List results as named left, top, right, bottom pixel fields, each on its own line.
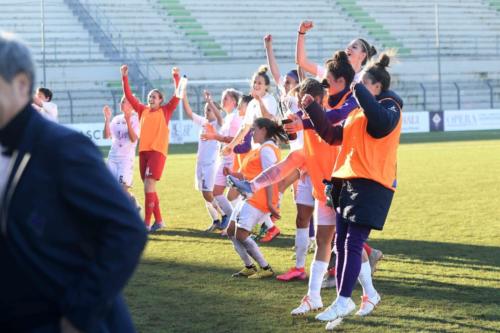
left=444, top=109, right=500, bottom=131
left=65, top=123, right=111, bottom=146
left=402, top=112, right=430, bottom=133
left=66, top=120, right=200, bottom=146
left=168, top=120, right=200, bottom=144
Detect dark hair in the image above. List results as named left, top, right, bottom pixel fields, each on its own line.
left=364, top=53, right=391, bottom=91
left=325, top=51, right=355, bottom=87
left=37, top=87, right=52, bottom=102
left=252, top=65, right=271, bottom=91
left=286, top=69, right=299, bottom=83
left=254, top=117, right=288, bottom=144
left=298, top=78, right=324, bottom=101
left=239, top=94, right=253, bottom=105
left=357, top=38, right=377, bottom=65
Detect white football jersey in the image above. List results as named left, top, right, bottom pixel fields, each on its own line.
left=108, top=113, right=140, bottom=160
left=192, top=113, right=220, bottom=165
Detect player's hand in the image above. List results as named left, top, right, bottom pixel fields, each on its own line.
left=60, top=317, right=81, bottom=333
left=201, top=123, right=217, bottom=141
left=103, top=105, right=112, bottom=121
left=264, top=34, right=272, bottom=47
left=268, top=205, right=281, bottom=220
left=298, top=21, right=314, bottom=34
left=251, top=89, right=262, bottom=100
left=301, top=94, right=314, bottom=109
left=221, top=145, right=233, bottom=156
left=172, top=67, right=180, bottom=77
left=283, top=114, right=303, bottom=134
left=203, top=90, right=212, bottom=103
left=222, top=166, right=232, bottom=176
left=120, top=65, right=128, bottom=77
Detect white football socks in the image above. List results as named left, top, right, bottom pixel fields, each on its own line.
left=307, top=260, right=328, bottom=301
left=358, top=261, right=378, bottom=298
left=295, top=228, right=309, bottom=268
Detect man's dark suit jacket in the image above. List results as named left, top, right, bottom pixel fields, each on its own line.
left=0, top=104, right=148, bottom=332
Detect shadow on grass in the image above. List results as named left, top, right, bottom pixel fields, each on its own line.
left=370, top=239, right=500, bottom=271
left=128, top=257, right=500, bottom=333
left=150, top=227, right=296, bottom=247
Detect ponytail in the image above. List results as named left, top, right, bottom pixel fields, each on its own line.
left=254, top=117, right=288, bottom=144
left=363, top=51, right=396, bottom=91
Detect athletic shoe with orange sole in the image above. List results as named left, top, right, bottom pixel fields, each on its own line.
left=260, top=226, right=280, bottom=243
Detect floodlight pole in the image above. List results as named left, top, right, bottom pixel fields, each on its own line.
left=41, top=0, right=47, bottom=87
left=435, top=3, right=443, bottom=111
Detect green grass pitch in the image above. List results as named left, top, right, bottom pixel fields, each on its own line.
left=123, top=131, right=500, bottom=333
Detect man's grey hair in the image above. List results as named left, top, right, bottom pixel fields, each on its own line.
left=0, top=32, right=35, bottom=94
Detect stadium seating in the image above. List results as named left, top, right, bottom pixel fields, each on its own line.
left=2, top=0, right=500, bottom=122
left=0, top=1, right=105, bottom=62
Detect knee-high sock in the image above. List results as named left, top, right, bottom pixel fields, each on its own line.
left=295, top=228, right=309, bottom=268
left=338, top=223, right=371, bottom=298
left=205, top=200, right=220, bottom=221
left=229, top=236, right=252, bottom=266
left=358, top=261, right=377, bottom=298
left=152, top=192, right=163, bottom=222
left=215, top=195, right=233, bottom=217
left=144, top=192, right=156, bottom=226
left=307, top=260, right=328, bottom=301
left=241, top=236, right=268, bottom=268
left=263, top=215, right=274, bottom=229
left=251, top=150, right=306, bottom=191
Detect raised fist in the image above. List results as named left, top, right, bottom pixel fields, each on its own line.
left=103, top=105, right=112, bottom=121
left=120, top=65, right=128, bottom=76
left=298, top=21, right=314, bottom=34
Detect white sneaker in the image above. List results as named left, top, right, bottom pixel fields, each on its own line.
left=355, top=293, right=381, bottom=316
left=291, top=295, right=323, bottom=316
left=315, top=297, right=355, bottom=322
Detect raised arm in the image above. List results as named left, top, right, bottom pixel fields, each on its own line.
left=251, top=93, right=278, bottom=120
left=204, top=90, right=223, bottom=127
left=264, top=35, right=281, bottom=85
left=124, top=110, right=139, bottom=143
left=233, top=130, right=252, bottom=154
left=121, top=65, right=146, bottom=117
left=295, top=21, right=319, bottom=76
left=161, top=67, right=181, bottom=123
left=222, top=123, right=252, bottom=155
left=182, top=91, right=194, bottom=120
left=302, top=97, right=344, bottom=145
left=102, top=105, right=112, bottom=139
